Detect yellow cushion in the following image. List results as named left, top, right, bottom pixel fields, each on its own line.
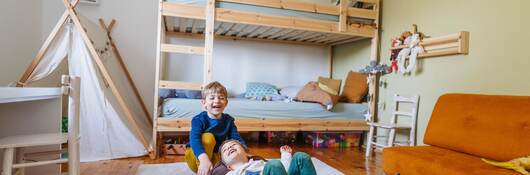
left=317, top=77, right=341, bottom=95
left=340, top=71, right=367, bottom=103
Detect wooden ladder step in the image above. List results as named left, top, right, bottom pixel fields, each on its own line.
left=159, top=80, right=202, bottom=90
left=161, top=44, right=204, bottom=55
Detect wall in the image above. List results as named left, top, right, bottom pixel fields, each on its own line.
left=333, top=0, right=530, bottom=144
left=0, top=0, right=42, bottom=86
left=166, top=38, right=329, bottom=95
left=42, top=0, right=158, bottom=112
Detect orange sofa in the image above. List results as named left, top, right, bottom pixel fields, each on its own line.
left=383, top=93, right=530, bottom=175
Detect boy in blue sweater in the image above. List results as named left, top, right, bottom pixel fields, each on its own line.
left=185, top=81, right=246, bottom=175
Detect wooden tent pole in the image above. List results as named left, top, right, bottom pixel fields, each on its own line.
left=98, top=18, right=153, bottom=125
left=17, top=0, right=80, bottom=87
left=62, top=0, right=149, bottom=150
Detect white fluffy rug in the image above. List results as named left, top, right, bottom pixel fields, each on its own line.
left=136, top=157, right=344, bottom=175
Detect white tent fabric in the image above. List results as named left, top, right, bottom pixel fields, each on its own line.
left=25, top=17, right=151, bottom=162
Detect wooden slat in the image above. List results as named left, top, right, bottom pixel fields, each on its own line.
left=161, top=44, right=204, bottom=55
left=219, top=0, right=377, bottom=20
left=256, top=27, right=276, bottom=39
left=225, top=24, right=246, bottom=36
left=298, top=32, right=323, bottom=42
left=277, top=30, right=303, bottom=40
left=236, top=25, right=257, bottom=37
left=179, top=18, right=188, bottom=32
left=307, top=33, right=333, bottom=42
left=268, top=29, right=292, bottom=39
left=167, top=31, right=326, bottom=46
left=289, top=31, right=314, bottom=41
left=165, top=16, right=175, bottom=32
left=191, top=19, right=199, bottom=33
left=159, top=80, right=202, bottom=90
left=329, top=36, right=366, bottom=46
left=161, top=2, right=375, bottom=37
left=247, top=26, right=270, bottom=38
left=157, top=118, right=370, bottom=132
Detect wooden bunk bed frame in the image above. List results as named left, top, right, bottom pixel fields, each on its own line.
left=152, top=0, right=381, bottom=158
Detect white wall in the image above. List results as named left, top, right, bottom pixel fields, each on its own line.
left=166, top=38, right=329, bottom=95
left=42, top=0, right=158, bottom=111
left=0, top=0, right=42, bottom=86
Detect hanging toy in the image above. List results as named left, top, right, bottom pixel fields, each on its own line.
left=388, top=37, right=404, bottom=73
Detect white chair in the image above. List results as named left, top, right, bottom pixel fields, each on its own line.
left=365, top=94, right=419, bottom=157
left=0, top=76, right=80, bottom=175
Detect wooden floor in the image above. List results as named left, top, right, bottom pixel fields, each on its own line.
left=78, top=145, right=383, bottom=175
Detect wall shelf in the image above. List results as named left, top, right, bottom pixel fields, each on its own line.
left=391, top=31, right=469, bottom=59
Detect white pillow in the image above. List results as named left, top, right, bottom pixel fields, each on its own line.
left=279, top=86, right=303, bottom=99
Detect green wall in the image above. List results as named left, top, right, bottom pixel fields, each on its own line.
left=333, top=0, right=530, bottom=144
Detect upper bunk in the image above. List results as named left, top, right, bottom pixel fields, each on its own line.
left=161, top=0, right=379, bottom=46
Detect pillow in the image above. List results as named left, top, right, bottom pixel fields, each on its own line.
left=279, top=86, right=302, bottom=99
left=175, top=90, right=202, bottom=99
left=340, top=71, right=368, bottom=103
left=159, top=89, right=176, bottom=99
left=244, top=82, right=279, bottom=98
left=317, top=77, right=342, bottom=95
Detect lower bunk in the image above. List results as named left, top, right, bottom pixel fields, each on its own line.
left=157, top=98, right=370, bottom=132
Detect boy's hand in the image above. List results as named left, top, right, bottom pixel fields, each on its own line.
left=280, top=145, right=292, bottom=154
left=197, top=153, right=212, bottom=175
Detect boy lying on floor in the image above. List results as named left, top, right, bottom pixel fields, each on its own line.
left=215, top=140, right=317, bottom=175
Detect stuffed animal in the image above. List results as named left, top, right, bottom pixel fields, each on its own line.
left=388, top=37, right=402, bottom=73
left=482, top=156, right=530, bottom=175
left=396, top=31, right=424, bottom=74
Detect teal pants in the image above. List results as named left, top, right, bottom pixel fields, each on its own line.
left=263, top=152, right=317, bottom=175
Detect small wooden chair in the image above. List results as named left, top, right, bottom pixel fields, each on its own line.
left=0, top=76, right=80, bottom=175
left=365, top=94, right=419, bottom=158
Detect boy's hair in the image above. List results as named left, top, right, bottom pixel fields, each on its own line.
left=202, top=81, right=228, bottom=99
left=219, top=139, right=248, bottom=164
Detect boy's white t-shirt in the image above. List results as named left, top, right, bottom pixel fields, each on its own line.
left=226, top=151, right=292, bottom=175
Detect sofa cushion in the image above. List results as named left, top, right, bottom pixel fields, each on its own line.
left=424, top=94, right=530, bottom=161
left=383, top=146, right=519, bottom=175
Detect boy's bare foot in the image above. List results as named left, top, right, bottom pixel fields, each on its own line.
left=280, top=145, right=292, bottom=154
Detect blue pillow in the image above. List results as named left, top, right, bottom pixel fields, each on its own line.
left=244, top=82, right=279, bottom=98
left=175, top=90, right=202, bottom=99
left=159, top=89, right=176, bottom=99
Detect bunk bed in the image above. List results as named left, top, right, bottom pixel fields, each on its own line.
left=152, top=0, right=381, bottom=158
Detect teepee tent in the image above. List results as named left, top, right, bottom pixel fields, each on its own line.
left=17, top=0, right=152, bottom=162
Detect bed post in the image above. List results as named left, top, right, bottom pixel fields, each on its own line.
left=204, top=0, right=215, bottom=84
left=151, top=0, right=165, bottom=159
left=368, top=0, right=381, bottom=122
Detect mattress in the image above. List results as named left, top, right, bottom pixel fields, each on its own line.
left=167, top=0, right=339, bottom=21
left=161, top=98, right=368, bottom=119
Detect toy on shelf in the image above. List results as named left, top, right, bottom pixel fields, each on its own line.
left=392, top=24, right=425, bottom=74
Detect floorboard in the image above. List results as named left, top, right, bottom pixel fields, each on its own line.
left=78, top=145, right=383, bottom=175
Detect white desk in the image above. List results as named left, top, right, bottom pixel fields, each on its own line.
left=0, top=87, right=63, bottom=175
